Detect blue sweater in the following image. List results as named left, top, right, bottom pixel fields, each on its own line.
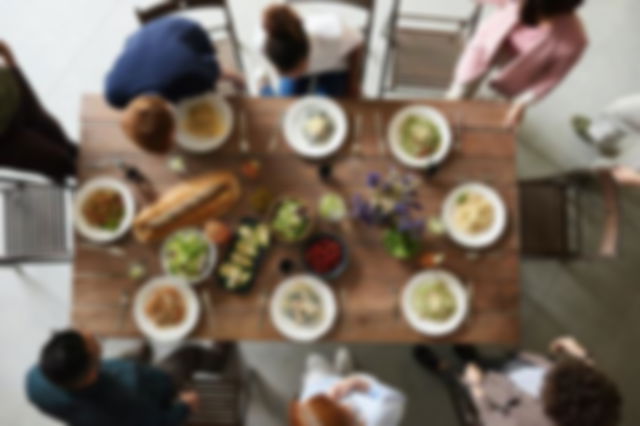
left=106, top=16, right=220, bottom=108
left=26, top=360, right=189, bottom=426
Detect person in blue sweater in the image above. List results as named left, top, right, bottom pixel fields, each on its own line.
left=26, top=329, right=230, bottom=426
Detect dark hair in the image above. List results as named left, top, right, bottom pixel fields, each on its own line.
left=263, top=5, right=309, bottom=74
left=40, top=330, right=92, bottom=388
left=520, top=0, right=584, bottom=26
left=542, top=358, right=622, bottom=426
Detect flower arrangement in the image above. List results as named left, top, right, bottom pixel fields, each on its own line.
left=352, top=170, right=424, bottom=259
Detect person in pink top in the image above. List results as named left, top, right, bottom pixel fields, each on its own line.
left=447, top=0, right=588, bottom=127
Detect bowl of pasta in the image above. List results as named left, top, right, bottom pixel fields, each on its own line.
left=442, top=182, right=507, bottom=249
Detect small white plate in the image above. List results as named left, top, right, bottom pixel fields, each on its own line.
left=442, top=182, right=507, bottom=249
left=133, top=275, right=201, bottom=343
left=387, top=105, right=452, bottom=169
left=270, top=274, right=337, bottom=342
left=74, top=177, right=135, bottom=243
left=161, top=228, right=218, bottom=286
left=283, top=96, right=348, bottom=159
left=175, top=93, right=234, bottom=153
left=401, top=269, right=469, bottom=337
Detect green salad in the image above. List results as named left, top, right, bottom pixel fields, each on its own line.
left=271, top=199, right=310, bottom=242
left=164, top=230, right=211, bottom=281
left=400, top=115, right=441, bottom=158
left=411, top=280, right=457, bottom=322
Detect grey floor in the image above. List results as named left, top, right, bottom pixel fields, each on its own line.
left=1, top=0, right=640, bottom=425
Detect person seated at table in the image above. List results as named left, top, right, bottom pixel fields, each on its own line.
left=120, top=94, right=175, bottom=154
left=0, top=40, right=77, bottom=184
left=256, top=4, right=364, bottom=97
left=447, top=0, right=588, bottom=127
left=413, top=337, right=622, bottom=426
left=106, top=16, right=244, bottom=109
left=26, top=328, right=233, bottom=426
left=290, top=347, right=406, bottom=426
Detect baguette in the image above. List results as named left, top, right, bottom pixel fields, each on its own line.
left=133, top=171, right=241, bottom=243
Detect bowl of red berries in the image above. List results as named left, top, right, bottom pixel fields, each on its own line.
left=302, top=233, right=349, bottom=280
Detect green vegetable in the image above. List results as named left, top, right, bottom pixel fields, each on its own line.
left=411, top=280, right=457, bottom=322
left=271, top=199, right=309, bottom=242
left=383, top=229, right=421, bottom=260
left=400, top=115, right=441, bottom=158
left=164, top=230, right=210, bottom=281
left=319, top=193, right=347, bottom=222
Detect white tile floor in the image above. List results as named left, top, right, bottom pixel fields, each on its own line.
left=1, top=0, right=640, bottom=425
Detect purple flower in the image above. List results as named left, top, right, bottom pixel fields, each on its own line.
left=367, top=172, right=382, bottom=188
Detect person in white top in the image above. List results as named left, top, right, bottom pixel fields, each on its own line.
left=256, top=4, right=364, bottom=97
left=290, top=348, right=405, bottom=426
left=573, top=94, right=640, bottom=187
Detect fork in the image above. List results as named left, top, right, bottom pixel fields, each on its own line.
left=351, top=113, right=363, bottom=155
left=375, top=112, right=386, bottom=155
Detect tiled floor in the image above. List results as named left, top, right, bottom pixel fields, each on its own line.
left=1, top=0, right=640, bottom=425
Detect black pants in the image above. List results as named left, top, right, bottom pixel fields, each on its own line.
left=0, top=66, right=77, bottom=183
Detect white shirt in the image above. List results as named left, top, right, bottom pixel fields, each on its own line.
left=301, top=373, right=406, bottom=426
left=255, top=14, right=363, bottom=76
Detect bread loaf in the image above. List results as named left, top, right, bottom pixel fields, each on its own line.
left=134, top=171, right=241, bottom=243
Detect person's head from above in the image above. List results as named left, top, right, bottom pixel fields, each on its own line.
left=520, top=0, right=585, bottom=26
left=291, top=395, right=361, bottom=426
left=542, top=358, right=622, bottom=426
left=39, top=329, right=102, bottom=390
left=121, top=95, right=175, bottom=154
left=262, top=4, right=310, bottom=77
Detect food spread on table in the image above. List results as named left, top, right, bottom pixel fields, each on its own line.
left=81, top=188, right=124, bottom=231
left=133, top=171, right=241, bottom=243
left=452, top=191, right=496, bottom=235
left=163, top=229, right=213, bottom=283
left=399, top=115, right=441, bottom=158
left=217, top=221, right=271, bottom=292
left=281, top=280, right=324, bottom=327
left=270, top=198, right=312, bottom=243
left=184, top=100, right=226, bottom=139
left=303, top=110, right=334, bottom=144
left=144, top=285, right=187, bottom=328
left=410, top=279, right=457, bottom=322
left=318, top=192, right=347, bottom=222
left=304, top=235, right=344, bottom=277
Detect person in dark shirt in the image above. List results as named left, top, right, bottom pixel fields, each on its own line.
left=106, top=16, right=242, bottom=109
left=26, top=329, right=231, bottom=426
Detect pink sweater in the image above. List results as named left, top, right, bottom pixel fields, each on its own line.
left=454, top=0, right=588, bottom=102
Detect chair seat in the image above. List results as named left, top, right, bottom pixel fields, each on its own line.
left=389, top=27, right=464, bottom=90
left=187, top=373, right=244, bottom=426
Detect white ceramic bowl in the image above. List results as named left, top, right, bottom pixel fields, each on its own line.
left=401, top=269, right=469, bottom=337
left=283, top=96, right=348, bottom=159
left=175, top=92, right=234, bottom=153
left=74, top=177, right=135, bottom=243
left=270, top=274, right=337, bottom=342
left=442, top=182, right=508, bottom=249
left=161, top=228, right=218, bottom=286
left=133, top=275, right=201, bottom=343
left=387, top=105, right=452, bottom=169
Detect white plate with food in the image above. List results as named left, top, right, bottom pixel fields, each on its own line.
left=270, top=274, right=337, bottom=342
left=74, top=177, right=136, bottom=243
left=176, top=92, right=234, bottom=153
left=442, top=182, right=507, bottom=249
left=283, top=96, right=348, bottom=159
left=387, top=105, right=452, bottom=169
left=401, top=269, right=469, bottom=337
left=133, top=275, right=201, bottom=343
left=161, top=228, right=218, bottom=285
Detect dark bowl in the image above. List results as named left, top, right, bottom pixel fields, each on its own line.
left=301, top=233, right=349, bottom=281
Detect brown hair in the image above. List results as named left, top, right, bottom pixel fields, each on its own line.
left=121, top=95, right=174, bottom=154
left=263, top=5, right=309, bottom=74
left=542, top=358, right=622, bottom=426
left=290, top=395, right=356, bottom=426
left=520, top=0, right=584, bottom=26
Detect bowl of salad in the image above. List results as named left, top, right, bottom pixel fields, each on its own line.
left=161, top=228, right=217, bottom=285
left=269, top=197, right=314, bottom=243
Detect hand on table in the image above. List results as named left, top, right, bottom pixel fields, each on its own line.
left=503, top=102, right=527, bottom=129
left=221, top=68, right=246, bottom=91
left=328, top=376, right=370, bottom=400
left=462, top=363, right=485, bottom=399
left=550, top=336, right=589, bottom=360
left=179, top=390, right=201, bottom=413
left=611, top=165, right=640, bottom=187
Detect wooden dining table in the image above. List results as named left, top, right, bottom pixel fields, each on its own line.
left=73, top=94, right=520, bottom=344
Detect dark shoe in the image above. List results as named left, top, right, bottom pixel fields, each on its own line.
left=413, top=345, right=445, bottom=373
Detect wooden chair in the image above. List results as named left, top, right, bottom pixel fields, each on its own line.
left=379, top=0, right=482, bottom=97
left=0, top=174, right=72, bottom=265
left=286, top=0, right=376, bottom=93
left=135, top=0, right=244, bottom=94
left=519, top=171, right=621, bottom=259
